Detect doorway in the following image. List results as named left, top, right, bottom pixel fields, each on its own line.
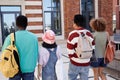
left=81, top=0, right=95, bottom=31
left=0, top=6, right=21, bottom=43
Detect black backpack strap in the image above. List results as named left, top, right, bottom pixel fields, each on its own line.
left=13, top=32, right=16, bottom=45
left=11, top=32, right=22, bottom=73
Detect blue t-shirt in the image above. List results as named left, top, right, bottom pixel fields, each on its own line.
left=2, top=30, right=39, bottom=73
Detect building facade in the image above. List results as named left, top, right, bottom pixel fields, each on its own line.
left=113, top=0, right=120, bottom=30
left=0, top=0, right=113, bottom=46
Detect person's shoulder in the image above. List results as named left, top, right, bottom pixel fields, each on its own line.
left=69, top=30, right=79, bottom=35
left=83, top=29, right=91, bottom=33
left=5, top=33, right=11, bottom=40
left=4, top=35, right=10, bottom=43
left=82, top=29, right=92, bottom=34
left=7, top=33, right=11, bottom=37
left=27, top=31, right=37, bottom=38
left=27, top=31, right=35, bottom=35
left=40, top=46, right=49, bottom=53
left=40, top=46, right=46, bottom=50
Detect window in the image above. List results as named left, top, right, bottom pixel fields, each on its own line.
left=0, top=6, right=21, bottom=43
left=1, top=6, right=21, bottom=12
left=43, top=0, right=61, bottom=35
left=81, top=0, right=95, bottom=31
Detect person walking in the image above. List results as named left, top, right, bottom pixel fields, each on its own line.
left=67, top=14, right=95, bottom=80
left=2, top=15, right=39, bottom=80
left=90, top=18, right=108, bottom=80
left=38, top=30, right=63, bottom=80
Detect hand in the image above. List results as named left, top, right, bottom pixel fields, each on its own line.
left=37, top=64, right=42, bottom=80
left=37, top=72, right=41, bottom=80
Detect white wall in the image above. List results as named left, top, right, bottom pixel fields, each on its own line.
left=95, top=0, right=99, bottom=18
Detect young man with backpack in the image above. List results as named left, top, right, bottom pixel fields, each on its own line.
left=67, top=14, right=95, bottom=80
left=1, top=15, right=39, bottom=80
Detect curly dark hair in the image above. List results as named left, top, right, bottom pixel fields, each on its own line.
left=90, top=18, right=106, bottom=32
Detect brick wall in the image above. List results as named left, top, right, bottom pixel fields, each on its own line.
left=63, top=0, right=80, bottom=39
left=25, top=0, right=43, bottom=41
left=113, top=0, right=118, bottom=14
left=64, top=0, right=113, bottom=38
left=24, top=0, right=113, bottom=40
left=98, top=0, right=113, bottom=35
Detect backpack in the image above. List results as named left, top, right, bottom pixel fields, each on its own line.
left=0, top=33, right=20, bottom=78
left=104, top=32, right=115, bottom=63
left=104, top=41, right=115, bottom=63
left=75, top=31, right=93, bottom=59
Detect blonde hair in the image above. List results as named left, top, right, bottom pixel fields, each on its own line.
left=90, top=18, right=106, bottom=32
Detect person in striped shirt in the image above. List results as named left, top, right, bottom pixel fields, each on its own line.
left=67, top=14, right=95, bottom=80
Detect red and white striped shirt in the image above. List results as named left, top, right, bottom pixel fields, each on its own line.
left=67, top=27, right=95, bottom=66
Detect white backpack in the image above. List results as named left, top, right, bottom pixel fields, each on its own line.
left=75, top=31, right=93, bottom=59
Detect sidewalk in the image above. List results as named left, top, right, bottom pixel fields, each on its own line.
left=0, top=40, right=118, bottom=80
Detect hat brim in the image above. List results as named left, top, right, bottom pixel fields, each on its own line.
left=42, top=35, right=55, bottom=44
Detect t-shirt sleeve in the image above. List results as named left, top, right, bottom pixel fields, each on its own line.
left=38, top=47, right=44, bottom=66
left=2, top=35, right=10, bottom=51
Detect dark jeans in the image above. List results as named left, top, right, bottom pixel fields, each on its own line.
left=90, top=58, right=107, bottom=67
left=9, top=72, right=34, bottom=80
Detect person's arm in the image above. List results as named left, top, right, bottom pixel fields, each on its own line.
left=37, top=64, right=42, bottom=79
left=38, top=47, right=44, bottom=79
left=67, top=31, right=79, bottom=58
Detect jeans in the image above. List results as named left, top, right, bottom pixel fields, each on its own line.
left=68, top=62, right=89, bottom=80
left=9, top=72, right=34, bottom=80
left=42, top=48, right=58, bottom=80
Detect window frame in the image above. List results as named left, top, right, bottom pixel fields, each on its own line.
left=0, top=5, right=21, bottom=44
left=43, top=0, right=62, bottom=35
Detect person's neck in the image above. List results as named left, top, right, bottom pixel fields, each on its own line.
left=19, top=29, right=25, bottom=31
left=18, top=27, right=26, bottom=30
left=75, top=26, right=83, bottom=30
